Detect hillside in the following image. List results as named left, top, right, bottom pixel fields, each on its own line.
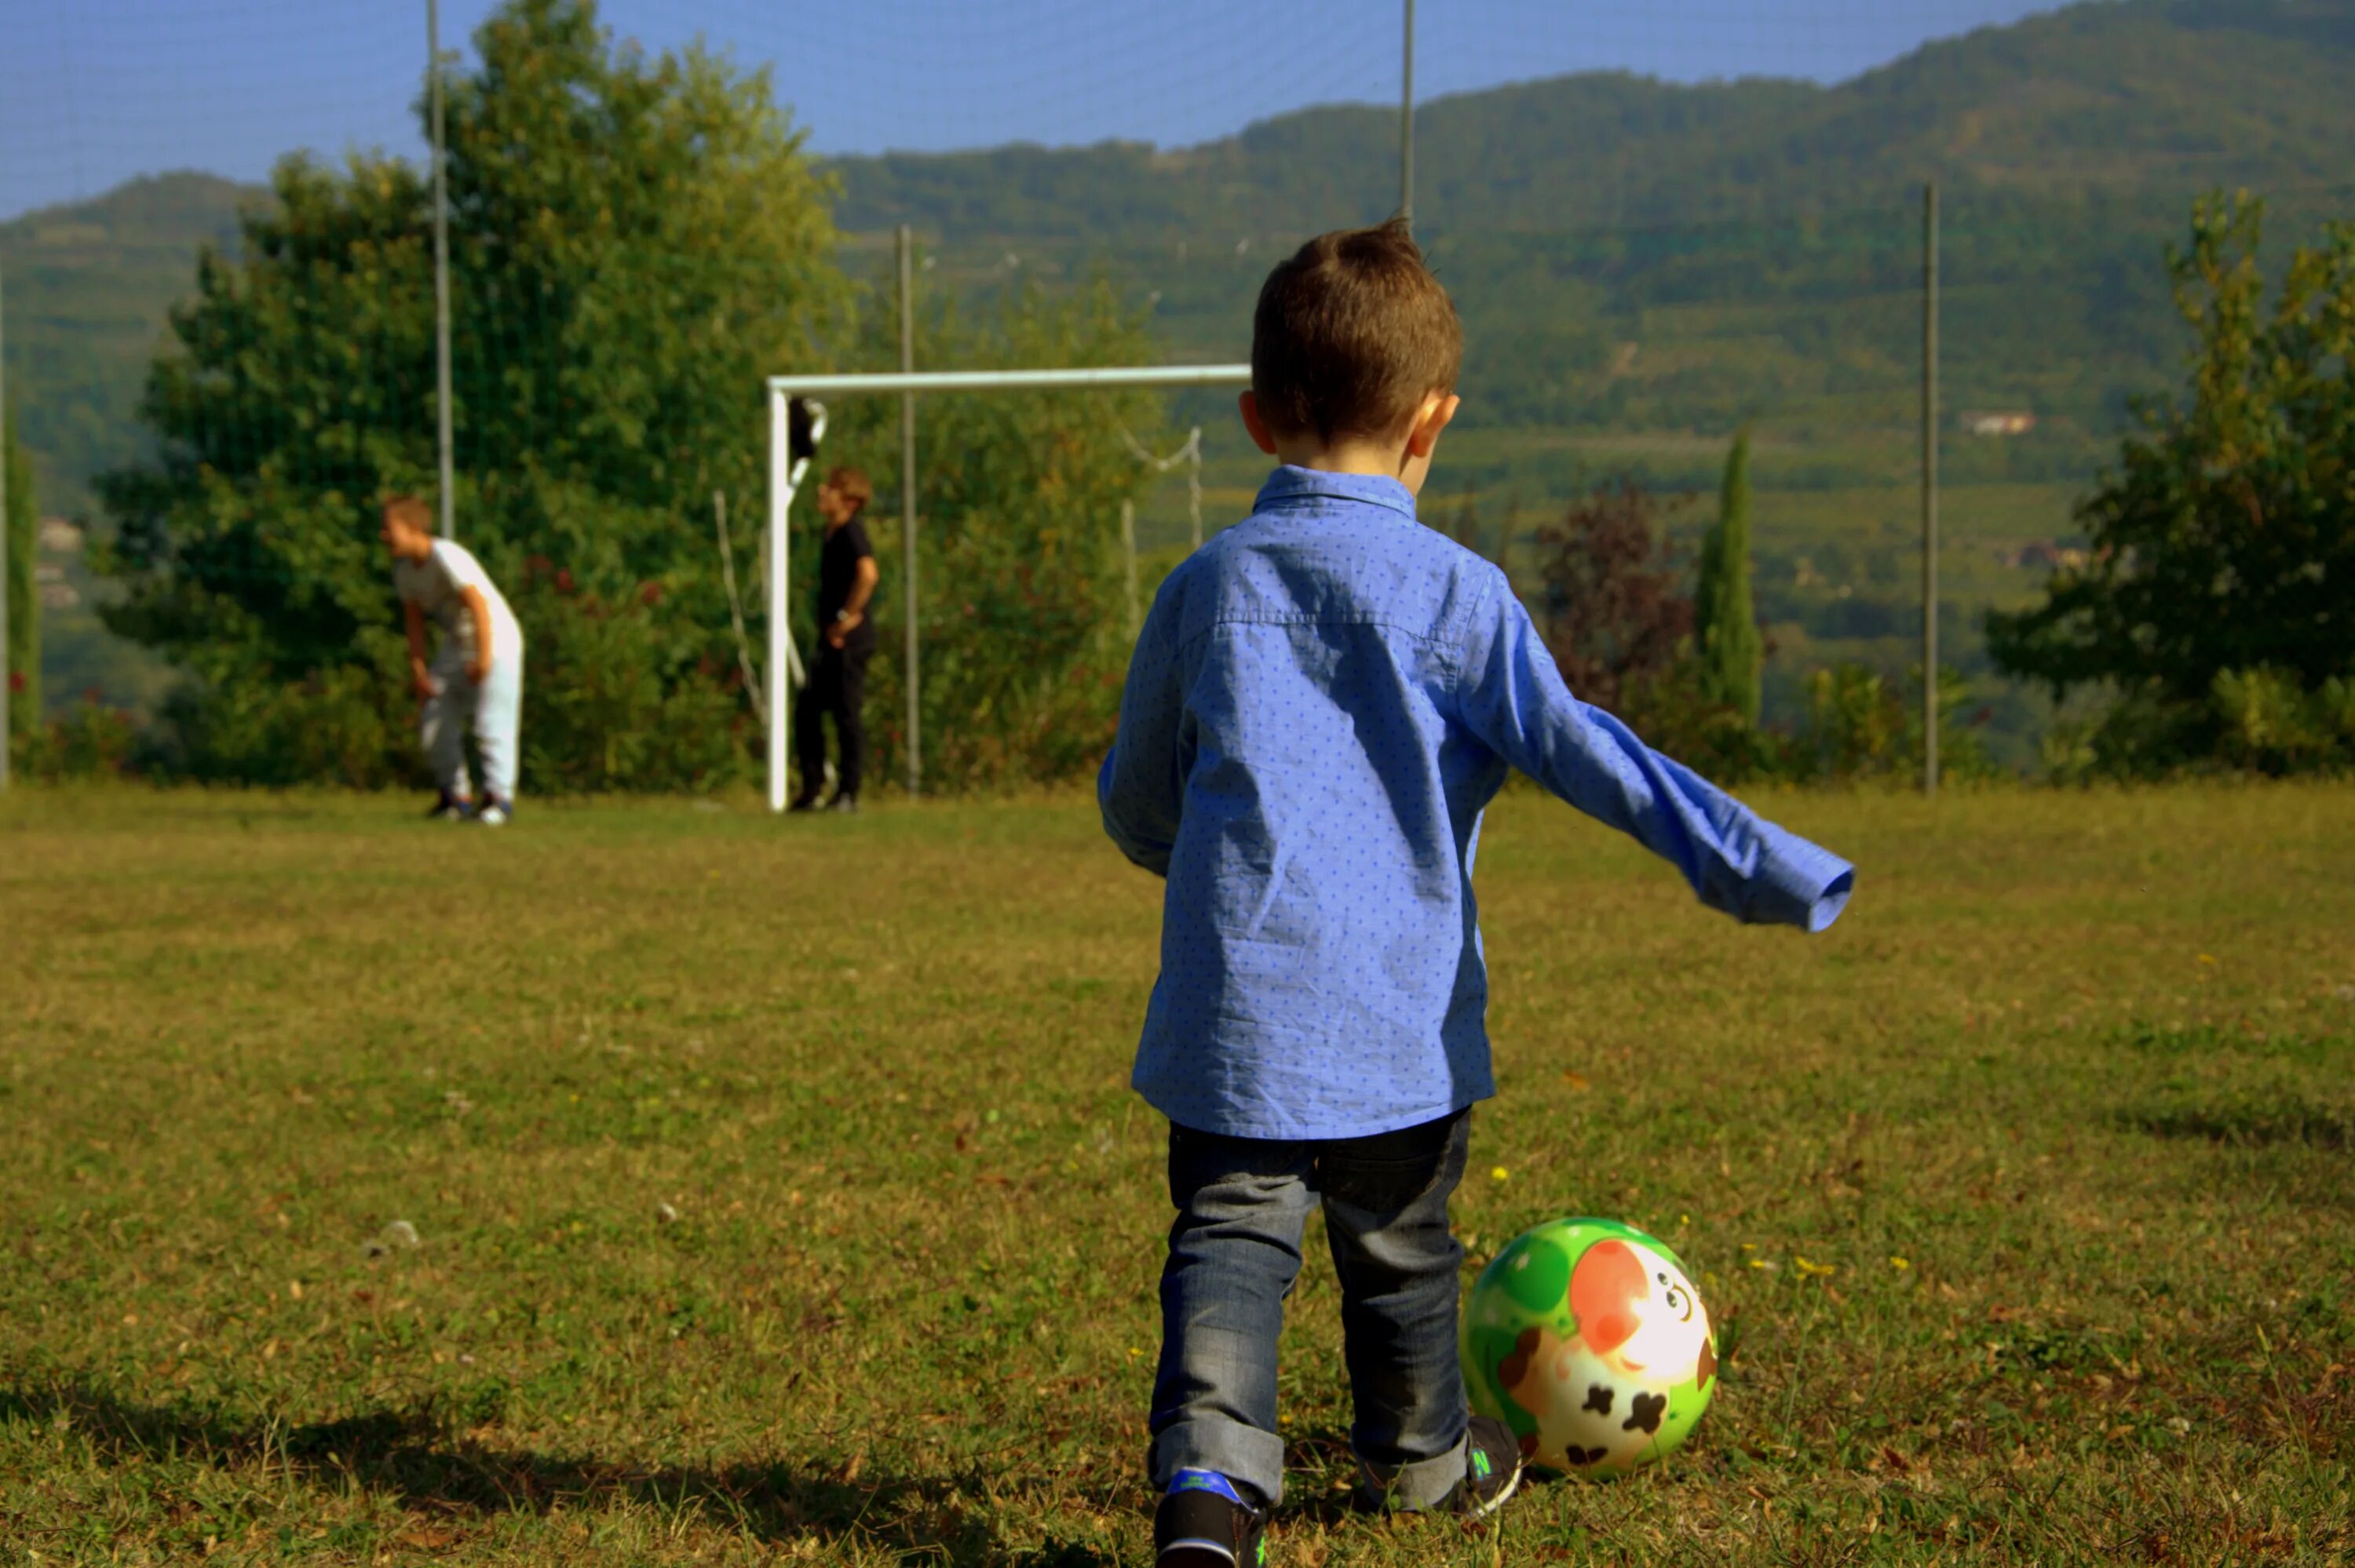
left=0, top=173, right=253, bottom=516
left=833, top=0, right=2355, bottom=453
left=5, top=0, right=2353, bottom=743
left=839, top=2, right=2355, bottom=239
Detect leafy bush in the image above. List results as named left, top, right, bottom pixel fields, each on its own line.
left=2211, top=666, right=2355, bottom=775
left=513, top=562, right=753, bottom=794
left=13, top=697, right=139, bottom=782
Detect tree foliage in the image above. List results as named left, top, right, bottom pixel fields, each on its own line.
left=1532, top=478, right=1693, bottom=718
left=1694, top=428, right=1764, bottom=723
left=812, top=271, right=1161, bottom=793
left=97, top=0, right=841, bottom=787
left=1988, top=193, right=2355, bottom=772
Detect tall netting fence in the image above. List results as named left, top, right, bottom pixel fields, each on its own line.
left=5, top=0, right=2350, bottom=789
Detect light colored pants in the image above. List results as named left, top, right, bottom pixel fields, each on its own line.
left=421, top=648, right=524, bottom=803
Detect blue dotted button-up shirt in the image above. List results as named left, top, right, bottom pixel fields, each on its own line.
left=1099, top=465, right=1854, bottom=1141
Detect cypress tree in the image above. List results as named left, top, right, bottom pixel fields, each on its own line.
left=1695, top=428, right=1763, bottom=723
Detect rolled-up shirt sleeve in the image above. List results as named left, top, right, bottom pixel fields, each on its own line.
left=1454, top=573, right=1853, bottom=932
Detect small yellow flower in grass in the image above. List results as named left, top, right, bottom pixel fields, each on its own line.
left=1127, top=1347, right=1142, bottom=1358
left=1740, top=1242, right=1757, bottom=1252
left=1489, top=1166, right=1510, bottom=1183
left=2197, top=954, right=2216, bottom=965
left=1889, top=1256, right=1911, bottom=1271
left=1794, top=1256, right=1836, bottom=1278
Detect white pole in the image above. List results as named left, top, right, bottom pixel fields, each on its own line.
left=429, top=0, right=455, bottom=538
left=766, top=365, right=1250, bottom=396
left=767, top=389, right=790, bottom=811
left=899, top=224, right=920, bottom=797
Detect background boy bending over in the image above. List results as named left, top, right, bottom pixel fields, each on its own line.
left=1098, top=218, right=1854, bottom=1566
left=381, top=496, right=526, bottom=825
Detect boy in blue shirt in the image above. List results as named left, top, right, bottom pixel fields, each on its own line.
left=1098, top=218, right=1853, bottom=1566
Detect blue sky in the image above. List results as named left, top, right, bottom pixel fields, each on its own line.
left=1, top=0, right=2065, bottom=222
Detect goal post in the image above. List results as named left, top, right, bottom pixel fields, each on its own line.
left=762, top=363, right=1251, bottom=813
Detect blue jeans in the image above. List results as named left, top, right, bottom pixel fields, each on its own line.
left=1147, top=1107, right=1473, bottom=1510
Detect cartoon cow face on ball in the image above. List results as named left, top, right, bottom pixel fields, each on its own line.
left=1495, top=1236, right=1716, bottom=1475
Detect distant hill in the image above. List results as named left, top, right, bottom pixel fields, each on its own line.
left=831, top=0, right=2355, bottom=467
left=9, top=3, right=2355, bottom=510
left=838, top=2, right=2355, bottom=239
left=5, top=0, right=2354, bottom=742
left=0, top=173, right=254, bottom=516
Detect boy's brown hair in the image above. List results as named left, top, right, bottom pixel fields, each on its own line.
left=824, top=465, right=873, bottom=513
left=1251, top=216, right=1462, bottom=444
left=382, top=494, right=433, bottom=533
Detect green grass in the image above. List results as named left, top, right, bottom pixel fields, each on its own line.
left=2, top=784, right=2351, bottom=1564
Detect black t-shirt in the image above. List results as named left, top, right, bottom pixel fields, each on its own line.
left=816, top=516, right=876, bottom=651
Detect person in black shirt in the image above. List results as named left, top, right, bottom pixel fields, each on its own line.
left=791, top=465, right=881, bottom=812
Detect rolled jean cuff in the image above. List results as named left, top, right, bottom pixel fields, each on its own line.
left=1356, top=1431, right=1466, bottom=1511
left=1148, top=1415, right=1286, bottom=1510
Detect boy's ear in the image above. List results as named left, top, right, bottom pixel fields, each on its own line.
left=1238, top=391, right=1281, bottom=457
left=1404, top=392, right=1461, bottom=460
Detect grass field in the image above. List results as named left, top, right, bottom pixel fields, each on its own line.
left=3, top=785, right=2352, bottom=1565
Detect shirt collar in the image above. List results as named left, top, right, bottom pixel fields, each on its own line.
left=1253, top=465, right=1419, bottom=521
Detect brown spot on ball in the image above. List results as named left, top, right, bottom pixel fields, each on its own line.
left=1498, top=1326, right=1541, bottom=1391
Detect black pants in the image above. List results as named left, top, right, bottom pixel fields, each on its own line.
left=794, top=639, right=871, bottom=798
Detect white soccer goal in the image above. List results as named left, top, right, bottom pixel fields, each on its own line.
left=762, top=363, right=1251, bottom=813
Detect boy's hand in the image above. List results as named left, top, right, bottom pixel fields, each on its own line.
left=411, top=659, right=438, bottom=700
left=826, top=610, right=861, bottom=648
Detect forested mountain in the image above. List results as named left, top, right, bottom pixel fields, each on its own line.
left=9, top=2, right=2353, bottom=509
left=5, top=0, right=2353, bottom=735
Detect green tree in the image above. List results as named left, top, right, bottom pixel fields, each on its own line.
left=812, top=268, right=1162, bottom=793
left=3, top=402, right=35, bottom=747
left=1988, top=193, right=2355, bottom=772
left=99, top=0, right=842, bottom=788
left=1692, top=428, right=1762, bottom=724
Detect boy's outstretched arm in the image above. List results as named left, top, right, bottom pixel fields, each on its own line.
left=1097, top=618, right=1189, bottom=878
left=1457, top=574, right=1853, bottom=932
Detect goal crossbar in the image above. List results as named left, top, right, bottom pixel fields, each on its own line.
left=763, top=363, right=1251, bottom=812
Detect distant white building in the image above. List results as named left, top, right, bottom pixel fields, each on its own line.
left=38, top=517, right=84, bottom=555
left=1966, top=411, right=2036, bottom=438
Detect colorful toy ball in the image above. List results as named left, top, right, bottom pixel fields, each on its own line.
left=1460, top=1217, right=1718, bottom=1478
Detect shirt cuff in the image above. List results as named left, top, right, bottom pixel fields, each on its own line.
left=1750, top=826, right=1856, bottom=932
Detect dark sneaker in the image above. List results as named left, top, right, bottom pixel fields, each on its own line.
left=426, top=791, right=473, bottom=822
left=1444, top=1415, right=1523, bottom=1519
left=1154, top=1471, right=1265, bottom=1568
left=1355, top=1414, right=1524, bottom=1518
left=823, top=793, right=859, bottom=815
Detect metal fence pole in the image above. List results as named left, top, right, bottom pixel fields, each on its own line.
left=0, top=259, right=10, bottom=791
left=898, top=224, right=920, bottom=797
left=1400, top=0, right=1415, bottom=225
left=1122, top=498, right=1139, bottom=638
left=429, top=0, right=455, bottom=538
left=1922, top=181, right=1941, bottom=798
